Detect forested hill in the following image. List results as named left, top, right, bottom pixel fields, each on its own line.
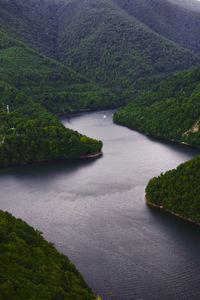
left=0, top=30, right=118, bottom=113
left=0, top=0, right=200, bottom=96
left=114, top=0, right=200, bottom=56
left=0, top=0, right=57, bottom=58
left=113, top=67, right=200, bottom=149
left=146, top=155, right=200, bottom=224
left=0, top=81, right=103, bottom=168
left=55, top=0, right=200, bottom=91
left=0, top=209, right=97, bottom=299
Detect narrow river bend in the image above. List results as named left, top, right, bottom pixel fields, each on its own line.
left=0, top=110, right=200, bottom=299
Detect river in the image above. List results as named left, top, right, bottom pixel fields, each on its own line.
left=0, top=110, right=200, bottom=299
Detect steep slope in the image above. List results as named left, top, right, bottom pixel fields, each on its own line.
left=0, top=210, right=96, bottom=299
left=56, top=0, right=200, bottom=92
left=113, top=67, right=200, bottom=148
left=114, top=0, right=200, bottom=56
left=0, top=30, right=118, bottom=113
left=146, top=155, right=200, bottom=224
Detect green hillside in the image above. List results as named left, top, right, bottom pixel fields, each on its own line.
left=0, top=81, right=102, bottom=168
left=0, top=30, right=118, bottom=113
left=0, top=0, right=57, bottom=58
left=56, top=0, right=199, bottom=92
left=0, top=209, right=96, bottom=299
left=114, top=67, right=200, bottom=148
left=114, top=0, right=200, bottom=56
left=146, top=155, right=200, bottom=224
left=0, top=0, right=199, bottom=98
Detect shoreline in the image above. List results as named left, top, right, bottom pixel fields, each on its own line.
left=0, top=151, right=103, bottom=169
left=113, top=119, right=198, bottom=151
left=58, top=106, right=119, bottom=118
left=58, top=108, right=91, bottom=117
left=79, top=151, right=102, bottom=159
left=146, top=197, right=200, bottom=227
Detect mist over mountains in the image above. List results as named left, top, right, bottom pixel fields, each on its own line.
left=169, top=0, right=200, bottom=12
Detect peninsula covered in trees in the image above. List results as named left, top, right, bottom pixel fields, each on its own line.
left=0, top=81, right=102, bottom=168
left=146, top=156, right=200, bottom=225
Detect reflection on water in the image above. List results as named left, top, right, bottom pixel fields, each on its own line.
left=0, top=110, right=200, bottom=300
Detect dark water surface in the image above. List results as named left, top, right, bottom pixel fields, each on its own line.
left=1, top=110, right=200, bottom=299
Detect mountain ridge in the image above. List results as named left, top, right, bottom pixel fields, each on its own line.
left=0, top=0, right=199, bottom=96
left=114, top=0, right=200, bottom=56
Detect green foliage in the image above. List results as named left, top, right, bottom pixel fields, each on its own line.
left=0, top=82, right=103, bottom=167
left=114, top=0, right=200, bottom=56
left=145, top=155, right=200, bottom=223
left=56, top=0, right=199, bottom=92
left=0, top=30, right=119, bottom=113
left=114, top=67, right=200, bottom=148
left=115, top=66, right=200, bottom=223
left=0, top=0, right=57, bottom=58
left=0, top=0, right=199, bottom=100
left=0, top=210, right=95, bottom=299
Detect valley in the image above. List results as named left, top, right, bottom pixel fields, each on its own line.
left=0, top=0, right=200, bottom=299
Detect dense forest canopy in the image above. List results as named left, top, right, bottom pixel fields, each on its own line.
left=0, top=209, right=97, bottom=299
left=146, top=155, right=200, bottom=224
left=55, top=0, right=200, bottom=92
left=0, top=30, right=118, bottom=114
left=0, top=81, right=103, bottom=168
left=0, top=0, right=199, bottom=97
left=114, top=0, right=200, bottom=56
left=114, top=67, right=200, bottom=148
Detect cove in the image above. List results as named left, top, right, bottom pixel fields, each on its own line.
left=0, top=109, right=200, bottom=300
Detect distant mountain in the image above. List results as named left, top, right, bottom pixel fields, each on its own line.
left=0, top=0, right=199, bottom=97
left=0, top=0, right=57, bottom=58
left=114, top=67, right=200, bottom=148
left=114, top=0, right=200, bottom=56
left=56, top=0, right=200, bottom=92
left=168, top=0, right=200, bottom=13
